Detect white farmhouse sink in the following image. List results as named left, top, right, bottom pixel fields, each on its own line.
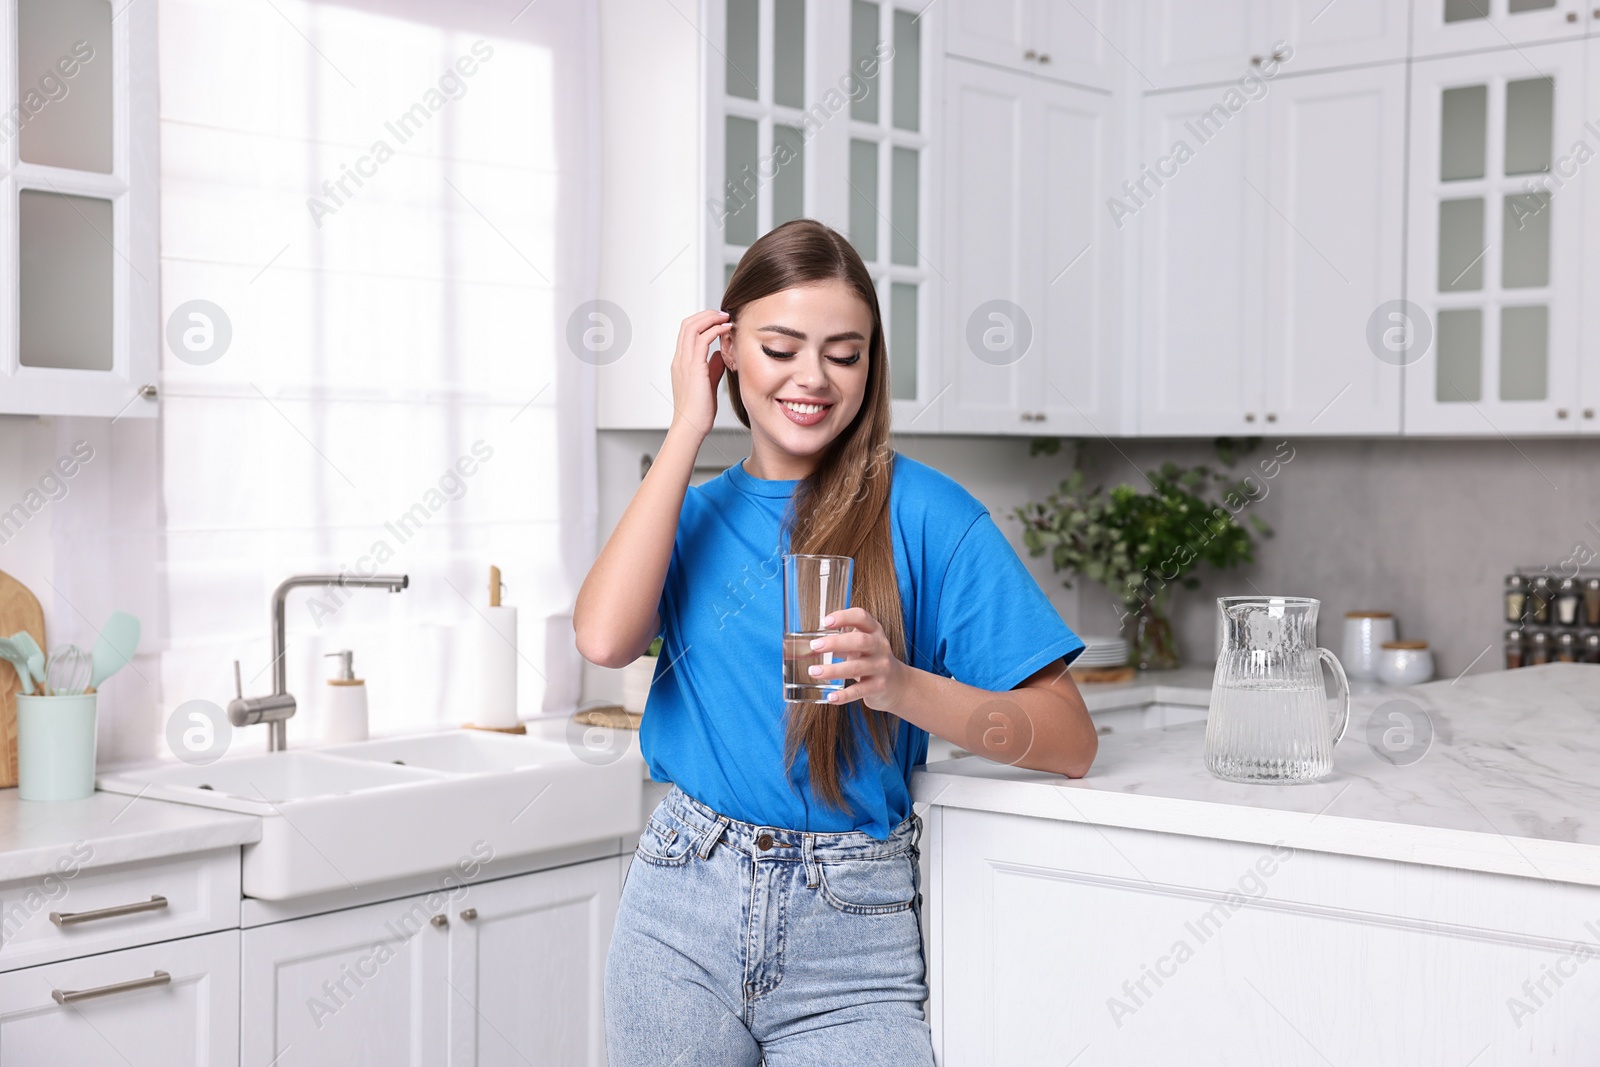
left=96, top=728, right=643, bottom=900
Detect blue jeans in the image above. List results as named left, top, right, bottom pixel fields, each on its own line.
left=604, top=785, right=936, bottom=1066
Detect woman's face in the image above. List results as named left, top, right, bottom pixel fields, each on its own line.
left=722, top=280, right=874, bottom=479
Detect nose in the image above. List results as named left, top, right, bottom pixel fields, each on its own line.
left=791, top=350, right=829, bottom=390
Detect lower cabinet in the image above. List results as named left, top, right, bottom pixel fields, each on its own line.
left=0, top=929, right=240, bottom=1066
left=241, top=856, right=622, bottom=1066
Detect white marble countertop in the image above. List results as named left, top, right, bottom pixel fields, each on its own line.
left=1074, top=665, right=1217, bottom=710
left=913, top=663, right=1600, bottom=888
left=0, top=789, right=261, bottom=884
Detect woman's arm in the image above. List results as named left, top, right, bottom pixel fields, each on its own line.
left=807, top=607, right=1098, bottom=777
left=573, top=310, right=732, bottom=669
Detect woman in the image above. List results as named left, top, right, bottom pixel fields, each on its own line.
left=575, top=218, right=1098, bottom=1065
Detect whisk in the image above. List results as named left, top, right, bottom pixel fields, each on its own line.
left=44, top=645, right=92, bottom=696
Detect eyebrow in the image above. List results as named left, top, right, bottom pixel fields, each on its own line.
left=756, top=324, right=867, bottom=343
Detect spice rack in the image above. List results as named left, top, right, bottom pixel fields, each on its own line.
left=1503, top=570, right=1600, bottom=668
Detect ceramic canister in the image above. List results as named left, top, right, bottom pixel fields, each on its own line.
left=1343, top=611, right=1397, bottom=681
left=1377, top=640, right=1434, bottom=687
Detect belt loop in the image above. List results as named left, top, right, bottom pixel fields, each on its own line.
left=696, top=815, right=728, bottom=860
left=802, top=833, right=819, bottom=888
left=912, top=811, right=923, bottom=851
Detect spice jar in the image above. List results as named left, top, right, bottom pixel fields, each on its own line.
left=1586, top=577, right=1600, bottom=626
left=1555, top=631, right=1579, bottom=663
left=1528, top=630, right=1552, bottom=666
left=1585, top=632, right=1600, bottom=664
left=1505, top=629, right=1526, bottom=669
left=1555, top=578, right=1582, bottom=626
left=1528, top=576, right=1554, bottom=624
left=1505, top=575, right=1528, bottom=624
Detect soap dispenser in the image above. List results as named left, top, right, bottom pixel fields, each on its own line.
left=322, top=650, right=369, bottom=743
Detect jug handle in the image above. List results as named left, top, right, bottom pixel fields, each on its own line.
left=1317, top=647, right=1351, bottom=744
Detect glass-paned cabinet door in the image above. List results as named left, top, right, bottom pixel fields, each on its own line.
left=1412, top=0, right=1590, bottom=60
left=0, top=0, right=158, bottom=418
left=1405, top=43, right=1584, bottom=435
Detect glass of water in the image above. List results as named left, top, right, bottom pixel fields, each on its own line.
left=782, top=554, right=854, bottom=703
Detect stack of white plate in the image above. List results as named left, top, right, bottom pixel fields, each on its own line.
left=1074, top=635, right=1130, bottom=669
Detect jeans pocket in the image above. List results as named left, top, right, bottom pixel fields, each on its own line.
left=634, top=814, right=695, bottom=868
left=817, top=850, right=917, bottom=915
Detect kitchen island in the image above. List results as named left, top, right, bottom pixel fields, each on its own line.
left=912, top=663, right=1600, bottom=1066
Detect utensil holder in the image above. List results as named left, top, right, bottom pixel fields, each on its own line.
left=16, top=693, right=98, bottom=801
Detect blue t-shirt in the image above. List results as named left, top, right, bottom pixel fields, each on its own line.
left=642, top=452, right=1085, bottom=839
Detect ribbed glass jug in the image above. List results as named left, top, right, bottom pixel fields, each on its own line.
left=1205, top=596, right=1350, bottom=783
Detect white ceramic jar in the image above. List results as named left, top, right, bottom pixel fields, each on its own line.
left=1377, top=640, right=1434, bottom=687
left=1342, top=611, right=1397, bottom=680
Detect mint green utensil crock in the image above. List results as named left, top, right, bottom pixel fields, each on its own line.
left=16, top=693, right=98, bottom=801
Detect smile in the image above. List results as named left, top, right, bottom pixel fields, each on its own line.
left=777, top=398, right=833, bottom=426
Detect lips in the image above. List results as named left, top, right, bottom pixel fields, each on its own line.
left=776, top=397, right=833, bottom=427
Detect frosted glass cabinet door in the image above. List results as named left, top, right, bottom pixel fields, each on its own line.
left=1413, top=0, right=1590, bottom=60
left=1405, top=44, right=1585, bottom=435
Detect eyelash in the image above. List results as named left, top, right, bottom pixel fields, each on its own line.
left=761, top=344, right=861, bottom=366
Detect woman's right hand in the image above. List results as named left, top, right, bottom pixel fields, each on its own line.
left=669, top=310, right=734, bottom=438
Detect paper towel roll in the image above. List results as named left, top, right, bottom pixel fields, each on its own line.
left=475, top=605, right=519, bottom=728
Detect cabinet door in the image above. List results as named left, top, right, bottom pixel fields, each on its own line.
left=1261, top=65, right=1405, bottom=434
left=447, top=858, right=619, bottom=1067
left=944, top=0, right=1035, bottom=73
left=241, top=891, right=448, bottom=1066
left=941, top=59, right=1038, bottom=434
left=1413, top=0, right=1590, bottom=60
left=1135, top=87, right=1266, bottom=434
left=1405, top=44, right=1585, bottom=435
left=0, top=929, right=238, bottom=1066
left=1269, top=0, right=1408, bottom=75
left=1033, top=78, right=1123, bottom=434
left=1139, top=0, right=1270, bottom=90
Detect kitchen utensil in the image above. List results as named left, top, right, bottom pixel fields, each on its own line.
left=1205, top=596, right=1350, bottom=783
left=89, top=610, right=141, bottom=690
left=782, top=554, right=854, bottom=704
left=0, top=637, right=37, bottom=695
left=1341, top=611, right=1396, bottom=681
left=45, top=644, right=92, bottom=696
left=11, top=632, right=46, bottom=696
left=0, top=568, right=47, bottom=788
left=1377, top=640, right=1434, bottom=686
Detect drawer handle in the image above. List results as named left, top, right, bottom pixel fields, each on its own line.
left=50, top=895, right=168, bottom=927
left=52, top=969, right=171, bottom=1005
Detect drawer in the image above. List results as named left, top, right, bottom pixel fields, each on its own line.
left=0, top=928, right=239, bottom=1065
left=0, top=847, right=240, bottom=973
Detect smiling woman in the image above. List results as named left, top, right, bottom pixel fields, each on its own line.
left=575, top=218, right=1097, bottom=1065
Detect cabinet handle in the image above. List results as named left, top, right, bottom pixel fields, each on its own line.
left=1584, top=408, right=1595, bottom=419
left=1557, top=408, right=1569, bottom=419
left=50, top=895, right=168, bottom=927
left=1568, top=10, right=1579, bottom=20
left=431, top=914, right=449, bottom=928
left=1038, top=53, right=1051, bottom=63
left=1097, top=725, right=1114, bottom=735
left=52, top=970, right=170, bottom=1005
left=1265, top=412, right=1278, bottom=423
left=1272, top=47, right=1289, bottom=61
left=1023, top=48, right=1037, bottom=60
left=1244, top=413, right=1256, bottom=423
left=1250, top=55, right=1263, bottom=66
left=138, top=384, right=158, bottom=400
left=460, top=907, right=478, bottom=920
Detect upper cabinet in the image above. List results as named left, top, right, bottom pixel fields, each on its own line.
left=1412, top=0, right=1594, bottom=59
left=0, top=0, right=159, bottom=419
left=1405, top=42, right=1588, bottom=435
left=1139, top=0, right=1406, bottom=90
left=944, top=0, right=1124, bottom=91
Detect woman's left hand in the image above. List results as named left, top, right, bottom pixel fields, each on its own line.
left=807, top=606, right=909, bottom=712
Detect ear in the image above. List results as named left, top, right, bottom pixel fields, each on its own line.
left=720, top=324, right=738, bottom=371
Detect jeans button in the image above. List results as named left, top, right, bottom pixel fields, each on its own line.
left=756, top=833, right=774, bottom=851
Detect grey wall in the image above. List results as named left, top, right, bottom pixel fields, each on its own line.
left=590, top=429, right=1599, bottom=699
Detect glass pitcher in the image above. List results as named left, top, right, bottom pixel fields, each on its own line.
left=1205, top=596, right=1350, bottom=783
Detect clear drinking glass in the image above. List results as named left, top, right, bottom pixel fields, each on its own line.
left=782, top=554, right=854, bottom=703
left=1205, top=596, right=1351, bottom=783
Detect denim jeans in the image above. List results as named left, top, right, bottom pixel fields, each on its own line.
left=604, top=784, right=936, bottom=1066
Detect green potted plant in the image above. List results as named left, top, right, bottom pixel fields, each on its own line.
left=1011, top=441, right=1270, bottom=670
left=620, top=636, right=662, bottom=713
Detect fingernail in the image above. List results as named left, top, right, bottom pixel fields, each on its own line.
left=808, top=665, right=820, bottom=676
left=827, top=692, right=840, bottom=702
left=821, top=614, right=833, bottom=627
left=809, top=637, right=824, bottom=650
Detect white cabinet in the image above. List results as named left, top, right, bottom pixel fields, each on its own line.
left=945, top=0, right=1123, bottom=90
left=1412, top=0, right=1592, bottom=60
left=1137, top=64, right=1404, bottom=435
left=0, top=929, right=239, bottom=1066
left=941, top=58, right=1122, bottom=435
left=0, top=0, right=160, bottom=418
left=1139, top=0, right=1405, bottom=90
left=1405, top=42, right=1587, bottom=435
left=241, top=857, right=620, bottom=1066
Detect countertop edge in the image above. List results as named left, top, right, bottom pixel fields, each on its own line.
left=911, top=763, right=1600, bottom=889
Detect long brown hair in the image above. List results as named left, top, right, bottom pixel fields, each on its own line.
left=721, top=218, right=906, bottom=812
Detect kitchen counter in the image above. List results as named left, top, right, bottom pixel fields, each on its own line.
left=914, top=662, right=1600, bottom=886
left=0, top=789, right=260, bottom=884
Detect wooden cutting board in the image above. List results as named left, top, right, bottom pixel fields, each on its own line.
left=0, top=570, right=46, bottom=788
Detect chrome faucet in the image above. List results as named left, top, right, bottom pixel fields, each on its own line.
left=228, top=573, right=409, bottom=751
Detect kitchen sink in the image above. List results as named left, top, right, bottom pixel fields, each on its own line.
left=96, top=726, right=643, bottom=900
